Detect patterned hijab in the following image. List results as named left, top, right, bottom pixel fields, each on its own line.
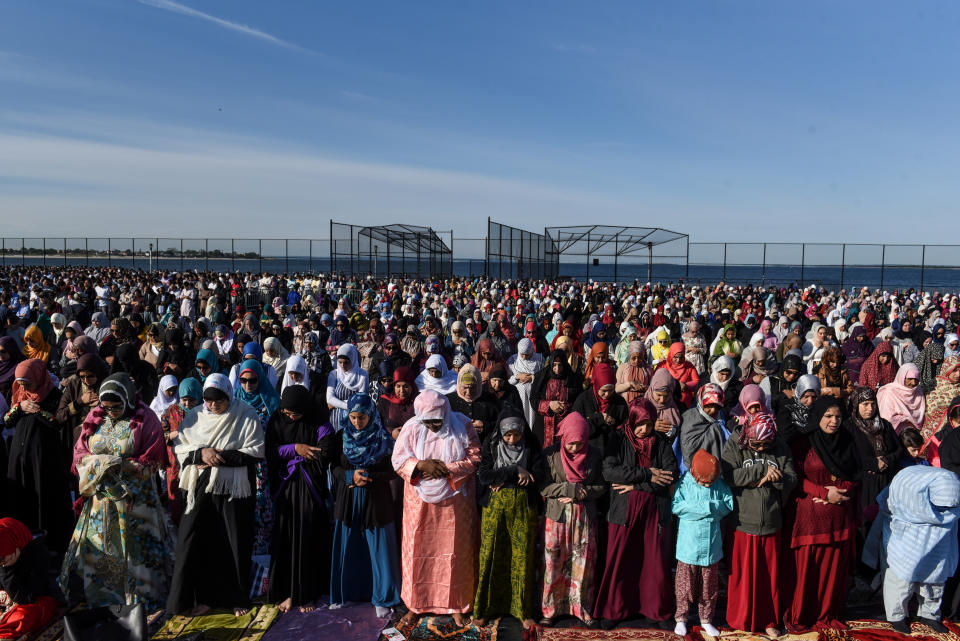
left=341, top=393, right=395, bottom=467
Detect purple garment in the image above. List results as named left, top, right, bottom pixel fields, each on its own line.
left=272, top=423, right=335, bottom=503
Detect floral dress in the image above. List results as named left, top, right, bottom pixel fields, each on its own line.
left=60, top=418, right=174, bottom=609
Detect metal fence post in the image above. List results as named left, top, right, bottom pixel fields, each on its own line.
left=258, top=239, right=262, bottom=273
left=800, top=244, right=805, bottom=285
left=614, top=232, right=619, bottom=282
left=108, top=238, right=111, bottom=268
left=205, top=239, right=209, bottom=272
left=63, top=238, right=67, bottom=267
left=231, top=239, right=235, bottom=272
left=921, top=245, right=926, bottom=291
left=1, top=237, right=4, bottom=267
left=880, top=245, right=886, bottom=290
left=85, top=238, right=89, bottom=267
left=722, top=243, right=727, bottom=281
left=761, top=243, right=766, bottom=287
left=131, top=237, right=135, bottom=269
left=329, top=220, right=334, bottom=274
left=179, top=239, right=183, bottom=272
left=42, top=238, right=46, bottom=268
left=586, top=231, right=591, bottom=280
left=647, top=243, right=653, bottom=282
left=840, top=244, right=846, bottom=290
left=685, top=236, right=690, bottom=281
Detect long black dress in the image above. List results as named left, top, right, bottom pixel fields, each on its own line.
left=266, top=387, right=337, bottom=608
left=167, top=450, right=259, bottom=613
left=5, top=388, right=73, bottom=554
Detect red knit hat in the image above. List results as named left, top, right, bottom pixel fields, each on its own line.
left=690, top=449, right=721, bottom=485
left=0, top=518, right=32, bottom=558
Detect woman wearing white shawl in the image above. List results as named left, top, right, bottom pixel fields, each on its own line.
left=326, top=344, right=369, bottom=431
left=168, top=373, right=265, bottom=617
left=507, top=338, right=544, bottom=429
left=415, top=353, right=459, bottom=395
left=263, top=337, right=290, bottom=377
left=281, top=354, right=311, bottom=394
left=149, top=374, right=180, bottom=419
left=391, top=389, right=481, bottom=627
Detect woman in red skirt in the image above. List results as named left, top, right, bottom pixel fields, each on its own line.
left=721, top=412, right=797, bottom=638
left=784, top=396, right=860, bottom=632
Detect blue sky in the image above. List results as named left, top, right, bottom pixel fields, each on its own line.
left=1, top=1, right=958, bottom=246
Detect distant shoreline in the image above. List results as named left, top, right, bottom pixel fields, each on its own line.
left=0, top=254, right=268, bottom=260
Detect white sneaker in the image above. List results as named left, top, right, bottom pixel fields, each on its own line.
left=702, top=623, right=721, bottom=638
left=375, top=606, right=392, bottom=619
left=328, top=602, right=344, bottom=610
left=675, top=622, right=688, bottom=636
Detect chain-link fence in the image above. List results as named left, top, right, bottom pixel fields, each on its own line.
left=2, top=236, right=958, bottom=290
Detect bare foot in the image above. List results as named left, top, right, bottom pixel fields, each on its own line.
left=451, top=612, right=471, bottom=627
left=474, top=618, right=487, bottom=628
left=522, top=618, right=536, bottom=630
left=299, top=602, right=316, bottom=613
left=399, top=611, right=419, bottom=627
left=278, top=598, right=293, bottom=614
left=189, top=604, right=211, bottom=617
left=765, top=626, right=781, bottom=639
left=234, top=607, right=250, bottom=617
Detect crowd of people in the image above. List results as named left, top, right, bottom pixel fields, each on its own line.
left=2, top=265, right=960, bottom=638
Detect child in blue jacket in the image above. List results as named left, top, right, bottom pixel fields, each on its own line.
left=672, top=449, right=734, bottom=637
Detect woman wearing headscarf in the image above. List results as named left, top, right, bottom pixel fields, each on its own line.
left=84, top=311, right=111, bottom=345
left=775, top=375, right=821, bottom=444
left=858, top=341, right=899, bottom=391
left=377, top=366, right=418, bottom=439
left=846, top=387, right=903, bottom=534
left=765, top=353, right=804, bottom=413
left=108, top=342, right=158, bottom=405
left=536, top=412, right=605, bottom=628
left=922, top=356, right=960, bottom=440
left=155, top=327, right=193, bottom=381
left=661, top=342, right=699, bottom=407
left=644, top=368, right=683, bottom=438
left=802, top=323, right=831, bottom=370
left=776, top=332, right=804, bottom=363
left=915, top=341, right=947, bottom=394
left=149, top=374, right=180, bottom=419
left=584, top=322, right=610, bottom=355
left=711, top=323, right=743, bottom=366
left=234, top=359, right=280, bottom=556
left=614, top=341, right=652, bottom=405
left=594, top=398, right=678, bottom=627
left=189, top=347, right=220, bottom=387
left=553, top=335, right=584, bottom=376
left=472, top=338, right=506, bottom=386
left=784, top=396, right=860, bottom=632
left=168, top=374, right=265, bottom=617
left=758, top=319, right=778, bottom=351
left=328, top=393, right=400, bottom=617
left=613, top=324, right=637, bottom=367
left=572, top=362, right=628, bottom=452
left=392, top=390, right=481, bottom=628
left=61, top=373, right=172, bottom=609
left=721, top=411, right=796, bottom=637
left=415, top=353, right=458, bottom=396
left=700, top=354, right=742, bottom=415
left=159, top=378, right=203, bottom=525
left=741, top=346, right=777, bottom=397
left=229, top=342, right=280, bottom=390
left=262, top=336, right=290, bottom=380
left=679, top=384, right=729, bottom=470
left=817, top=346, right=853, bottom=401
left=921, top=424, right=960, bottom=621
left=0, top=337, right=25, bottom=404
left=473, top=407, right=542, bottom=630
left=876, top=363, right=926, bottom=435
left=682, top=320, right=708, bottom=376
left=21, top=326, right=50, bottom=365
left=447, top=364, right=499, bottom=442
left=138, top=324, right=164, bottom=370
left=508, top=338, right=545, bottom=429
left=267, top=385, right=337, bottom=614
left=4, top=359, right=71, bottom=554
left=0, top=516, right=59, bottom=639
left=583, top=342, right=611, bottom=388
left=841, top=325, right=874, bottom=384
left=326, top=343, right=369, bottom=432
left=56, top=352, right=109, bottom=445
left=648, top=326, right=673, bottom=368
left=530, top=350, right=583, bottom=447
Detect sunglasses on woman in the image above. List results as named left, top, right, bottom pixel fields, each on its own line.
left=239, top=377, right=259, bottom=386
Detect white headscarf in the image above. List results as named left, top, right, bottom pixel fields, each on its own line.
left=174, top=374, right=265, bottom=514
left=149, top=374, right=180, bottom=418
left=333, top=344, right=367, bottom=393
left=710, top=355, right=737, bottom=392
left=262, top=337, right=290, bottom=372
left=415, top=354, right=458, bottom=394
left=281, top=354, right=310, bottom=393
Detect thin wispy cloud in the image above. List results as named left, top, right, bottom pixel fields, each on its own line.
left=137, top=0, right=314, bottom=53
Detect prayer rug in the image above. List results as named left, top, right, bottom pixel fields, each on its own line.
left=261, top=601, right=391, bottom=641
left=377, top=614, right=500, bottom=641
left=534, top=625, right=687, bottom=640
left=152, top=604, right=279, bottom=641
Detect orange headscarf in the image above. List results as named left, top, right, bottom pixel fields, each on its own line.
left=583, top=342, right=609, bottom=384
left=10, top=359, right=54, bottom=405
left=22, top=325, right=51, bottom=364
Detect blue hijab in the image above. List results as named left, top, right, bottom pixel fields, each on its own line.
left=234, top=359, right=281, bottom=418
left=178, top=377, right=203, bottom=406
left=341, top=393, right=395, bottom=468
left=195, top=348, right=219, bottom=382
left=243, top=341, right=263, bottom=361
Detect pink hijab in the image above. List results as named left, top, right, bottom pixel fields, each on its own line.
left=760, top=319, right=778, bottom=350
left=558, top=412, right=590, bottom=483
left=730, top=384, right=768, bottom=425
left=643, top=368, right=682, bottom=427
left=877, top=363, right=926, bottom=434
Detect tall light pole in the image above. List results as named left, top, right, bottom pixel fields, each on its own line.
left=149, top=243, right=153, bottom=272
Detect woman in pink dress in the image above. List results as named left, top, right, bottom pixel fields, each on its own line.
left=392, top=389, right=481, bottom=627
